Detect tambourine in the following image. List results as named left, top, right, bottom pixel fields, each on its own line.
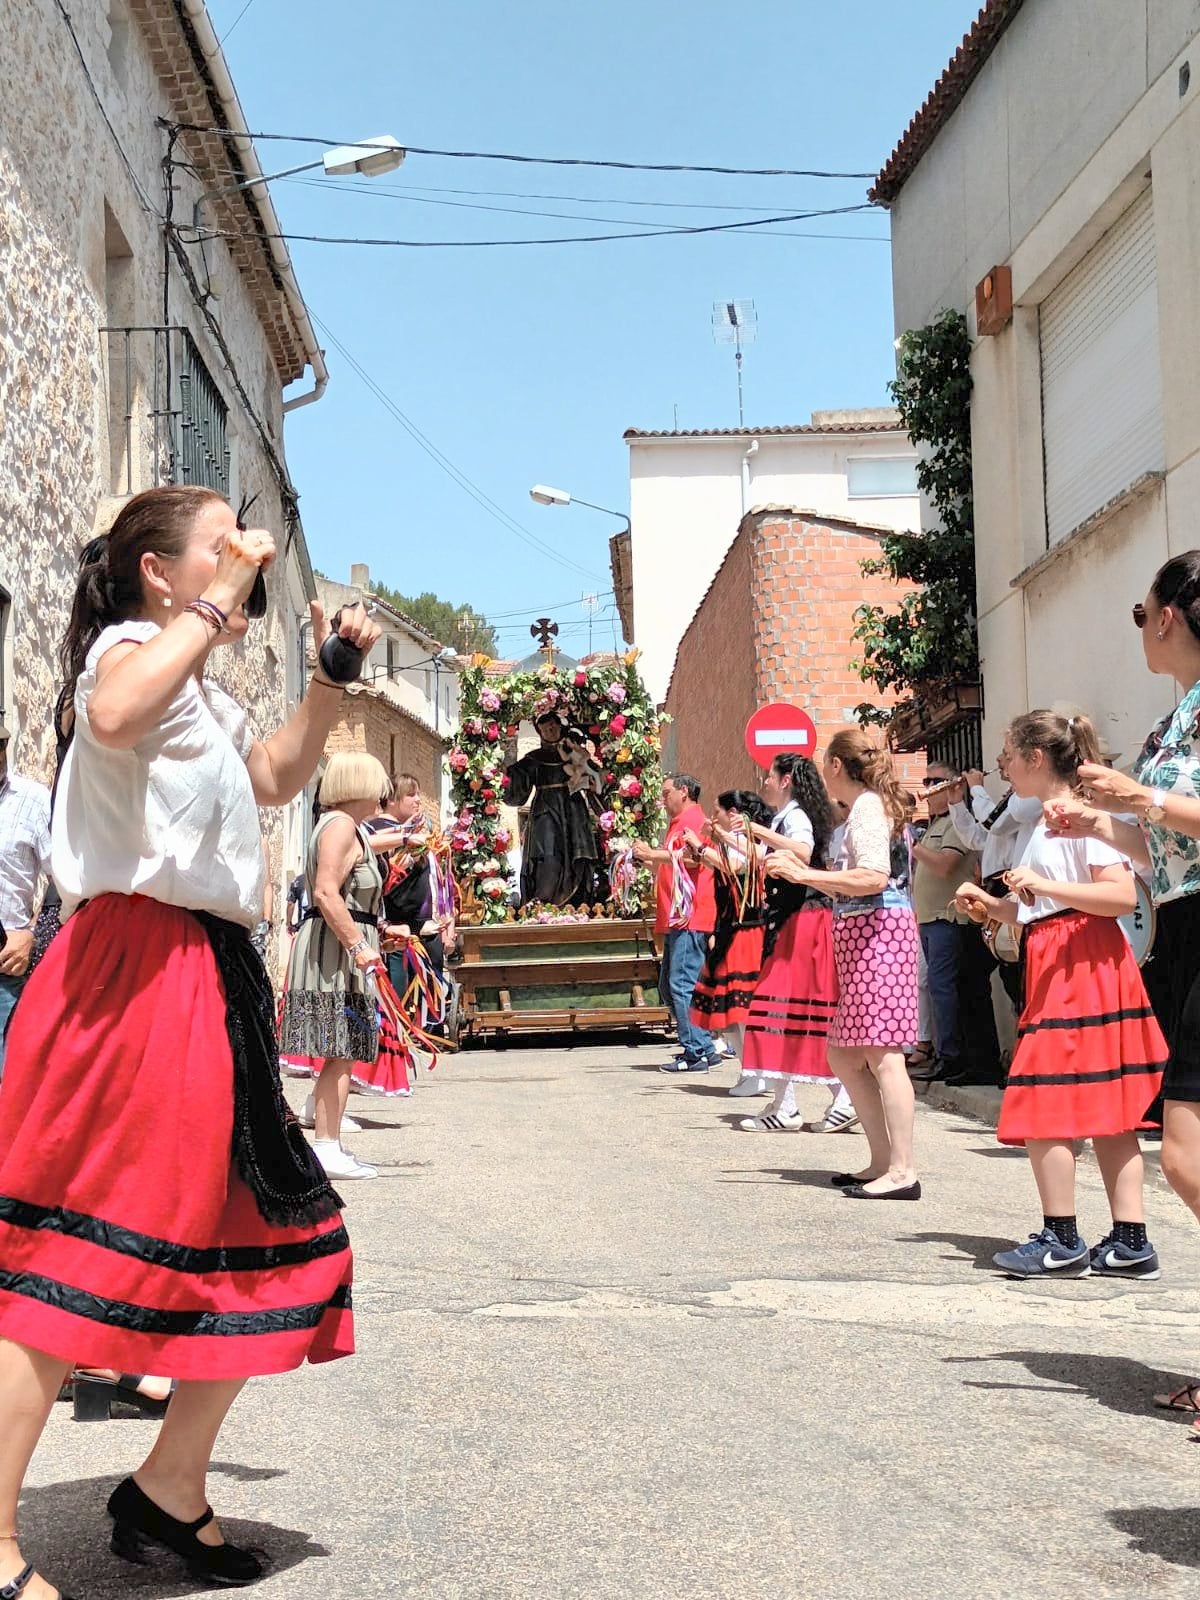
left=1118, top=876, right=1157, bottom=966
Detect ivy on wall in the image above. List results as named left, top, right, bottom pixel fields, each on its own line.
left=852, top=308, right=979, bottom=724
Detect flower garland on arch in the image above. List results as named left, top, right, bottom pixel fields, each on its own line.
left=446, top=649, right=666, bottom=924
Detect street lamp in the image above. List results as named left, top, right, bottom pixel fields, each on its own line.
left=528, top=485, right=630, bottom=535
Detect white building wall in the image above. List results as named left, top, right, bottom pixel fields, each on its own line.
left=885, top=0, right=1200, bottom=771
left=628, top=428, right=920, bottom=702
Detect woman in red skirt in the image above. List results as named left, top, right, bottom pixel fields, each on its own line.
left=0, top=487, right=379, bottom=1598
left=685, top=790, right=772, bottom=1042
left=956, top=710, right=1166, bottom=1279
left=736, top=756, right=839, bottom=1131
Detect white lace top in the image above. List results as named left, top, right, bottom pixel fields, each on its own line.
left=52, top=620, right=266, bottom=928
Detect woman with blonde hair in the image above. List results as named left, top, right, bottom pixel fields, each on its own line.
left=280, top=750, right=391, bottom=1182
left=768, top=728, right=921, bottom=1198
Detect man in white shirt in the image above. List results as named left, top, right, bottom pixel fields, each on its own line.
left=0, top=721, right=51, bottom=1074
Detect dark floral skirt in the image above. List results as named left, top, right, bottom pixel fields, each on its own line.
left=279, top=988, right=378, bottom=1067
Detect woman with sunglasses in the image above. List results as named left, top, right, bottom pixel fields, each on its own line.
left=1048, top=551, right=1200, bottom=1429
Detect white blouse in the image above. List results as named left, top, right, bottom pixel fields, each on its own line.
left=52, top=620, right=266, bottom=929
left=1013, top=823, right=1129, bottom=925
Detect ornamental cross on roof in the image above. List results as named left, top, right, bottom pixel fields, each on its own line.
left=530, top=617, right=560, bottom=664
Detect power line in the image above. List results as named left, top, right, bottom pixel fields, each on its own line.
left=219, top=0, right=260, bottom=43
left=192, top=203, right=877, bottom=251
left=278, top=177, right=889, bottom=240
left=172, top=124, right=876, bottom=179
left=308, top=312, right=606, bottom=584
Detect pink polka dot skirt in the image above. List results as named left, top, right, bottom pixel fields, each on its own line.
left=829, top=906, right=920, bottom=1050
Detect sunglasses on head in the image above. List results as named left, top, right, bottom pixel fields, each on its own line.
left=237, top=493, right=267, bottom=620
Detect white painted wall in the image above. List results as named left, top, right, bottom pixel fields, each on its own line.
left=628, top=427, right=920, bottom=702
left=885, top=0, right=1200, bottom=775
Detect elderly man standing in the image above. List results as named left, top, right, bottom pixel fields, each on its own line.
left=633, top=773, right=721, bottom=1073
left=0, top=719, right=51, bottom=1075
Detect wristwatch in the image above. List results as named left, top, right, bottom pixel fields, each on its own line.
left=1145, top=788, right=1168, bottom=824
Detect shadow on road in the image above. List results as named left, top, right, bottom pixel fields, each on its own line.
left=897, top=1231, right=1014, bottom=1270
left=1107, top=1506, right=1200, bottom=1568
left=17, top=1470, right=327, bottom=1596
left=945, top=1350, right=1199, bottom=1422
left=716, top=1166, right=842, bottom=1190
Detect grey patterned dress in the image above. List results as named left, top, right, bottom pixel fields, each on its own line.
left=280, top=812, right=383, bottom=1065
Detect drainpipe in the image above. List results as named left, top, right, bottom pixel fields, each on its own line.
left=741, top=437, right=759, bottom=515
left=180, top=0, right=329, bottom=412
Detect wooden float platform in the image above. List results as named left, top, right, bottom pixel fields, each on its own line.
left=454, top=917, right=669, bottom=1042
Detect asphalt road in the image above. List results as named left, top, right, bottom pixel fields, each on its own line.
left=19, top=1041, right=1200, bottom=1598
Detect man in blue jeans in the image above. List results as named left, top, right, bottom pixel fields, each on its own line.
left=634, top=773, right=720, bottom=1071
left=0, top=721, right=52, bottom=1078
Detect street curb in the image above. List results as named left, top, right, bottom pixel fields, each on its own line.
left=916, top=1079, right=1171, bottom=1187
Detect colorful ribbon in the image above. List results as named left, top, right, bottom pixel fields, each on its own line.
left=608, top=843, right=639, bottom=916
left=667, top=839, right=696, bottom=930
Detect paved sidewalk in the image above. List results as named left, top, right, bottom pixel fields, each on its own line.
left=17, top=1042, right=1200, bottom=1599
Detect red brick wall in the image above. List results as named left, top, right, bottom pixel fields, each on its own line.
left=326, top=690, right=447, bottom=813
left=665, top=528, right=758, bottom=807
left=665, top=510, right=924, bottom=808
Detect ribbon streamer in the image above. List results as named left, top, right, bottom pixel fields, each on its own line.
left=608, top=844, right=639, bottom=917
left=667, top=839, right=696, bottom=930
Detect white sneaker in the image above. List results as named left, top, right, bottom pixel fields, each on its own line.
left=315, top=1144, right=378, bottom=1181
left=739, top=1110, right=804, bottom=1131
left=299, top=1094, right=362, bottom=1135
left=729, top=1074, right=768, bottom=1097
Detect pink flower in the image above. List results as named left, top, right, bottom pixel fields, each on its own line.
left=619, top=776, right=642, bottom=799
left=501, top=774, right=512, bottom=790
left=609, top=713, right=627, bottom=736
left=607, top=683, right=627, bottom=705
left=449, top=749, right=469, bottom=773
left=480, top=688, right=501, bottom=712
left=598, top=810, right=617, bottom=834
left=484, top=802, right=499, bottom=816
left=464, top=717, right=483, bottom=737
left=574, top=671, right=588, bottom=687
left=486, top=722, right=500, bottom=742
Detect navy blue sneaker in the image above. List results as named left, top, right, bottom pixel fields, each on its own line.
left=993, top=1228, right=1090, bottom=1277
left=659, top=1057, right=710, bottom=1073
left=1088, top=1231, right=1162, bottom=1280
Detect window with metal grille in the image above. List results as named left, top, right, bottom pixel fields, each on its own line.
left=177, top=332, right=230, bottom=496
left=926, top=719, right=982, bottom=775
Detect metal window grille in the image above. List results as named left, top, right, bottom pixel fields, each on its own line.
left=178, top=331, right=230, bottom=496
left=926, top=718, right=982, bottom=775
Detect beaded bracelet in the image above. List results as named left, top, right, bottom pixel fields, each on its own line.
left=184, top=600, right=226, bottom=634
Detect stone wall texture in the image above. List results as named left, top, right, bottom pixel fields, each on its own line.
left=0, top=0, right=318, bottom=900
left=325, top=689, right=448, bottom=815
left=666, top=510, right=925, bottom=808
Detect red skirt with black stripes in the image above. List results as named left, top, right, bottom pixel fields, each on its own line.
left=740, top=906, right=838, bottom=1080
left=690, top=926, right=765, bottom=1032
left=0, top=894, right=354, bottom=1378
left=997, top=910, right=1166, bottom=1146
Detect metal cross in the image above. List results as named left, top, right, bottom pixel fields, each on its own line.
left=530, top=617, right=560, bottom=664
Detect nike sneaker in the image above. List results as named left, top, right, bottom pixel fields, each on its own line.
left=1087, top=1231, right=1161, bottom=1280
left=993, top=1227, right=1090, bottom=1277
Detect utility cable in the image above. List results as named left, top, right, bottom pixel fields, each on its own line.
left=308, top=312, right=607, bottom=584
left=171, top=124, right=876, bottom=179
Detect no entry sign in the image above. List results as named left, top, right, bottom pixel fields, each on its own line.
left=744, top=703, right=817, bottom=770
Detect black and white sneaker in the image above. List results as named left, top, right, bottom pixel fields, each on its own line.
left=1087, top=1231, right=1161, bottom=1280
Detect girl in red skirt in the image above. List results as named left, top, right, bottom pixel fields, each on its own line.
left=956, top=710, right=1166, bottom=1279
left=685, top=790, right=772, bottom=1044
left=737, top=756, right=839, bottom=1131
left=0, top=487, right=379, bottom=1599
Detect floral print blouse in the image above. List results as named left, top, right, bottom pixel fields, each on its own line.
left=1132, top=676, right=1200, bottom=906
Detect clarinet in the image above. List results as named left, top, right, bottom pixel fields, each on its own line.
left=982, top=791, right=1012, bottom=833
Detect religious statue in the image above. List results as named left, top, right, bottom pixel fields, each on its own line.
left=505, top=711, right=601, bottom=906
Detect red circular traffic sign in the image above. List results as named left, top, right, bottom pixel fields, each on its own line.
left=744, top=703, right=817, bottom=770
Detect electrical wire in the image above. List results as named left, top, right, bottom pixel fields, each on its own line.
left=308, top=312, right=607, bottom=584
left=172, top=124, right=876, bottom=179
left=190, top=203, right=877, bottom=250
left=219, top=0, right=260, bottom=44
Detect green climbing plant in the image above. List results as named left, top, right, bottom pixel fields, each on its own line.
left=852, top=308, right=978, bottom=725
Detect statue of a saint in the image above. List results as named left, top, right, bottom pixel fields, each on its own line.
left=505, top=712, right=601, bottom=906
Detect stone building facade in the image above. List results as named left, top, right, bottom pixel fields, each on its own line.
left=0, top=0, right=326, bottom=919
left=664, top=507, right=923, bottom=804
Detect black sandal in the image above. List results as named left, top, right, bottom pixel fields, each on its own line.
left=107, top=1477, right=264, bottom=1587
left=73, top=1373, right=173, bottom=1422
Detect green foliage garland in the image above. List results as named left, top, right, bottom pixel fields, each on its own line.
left=446, top=651, right=666, bottom=924
left=852, top=308, right=979, bottom=724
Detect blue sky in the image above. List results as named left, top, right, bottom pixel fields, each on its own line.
left=210, top=0, right=976, bottom=656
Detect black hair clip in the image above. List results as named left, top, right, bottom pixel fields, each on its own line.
left=236, top=492, right=267, bottom=619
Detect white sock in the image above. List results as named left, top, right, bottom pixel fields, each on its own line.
left=831, top=1081, right=853, bottom=1114
left=312, top=1138, right=340, bottom=1154
left=773, top=1080, right=798, bottom=1117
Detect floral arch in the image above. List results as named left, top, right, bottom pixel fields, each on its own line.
left=446, top=651, right=666, bottom=924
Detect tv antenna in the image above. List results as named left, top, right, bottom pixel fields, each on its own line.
left=580, top=593, right=599, bottom=656
left=712, top=299, right=756, bottom=427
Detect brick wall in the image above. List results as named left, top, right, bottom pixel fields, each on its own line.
left=665, top=508, right=924, bottom=809
left=326, top=688, right=447, bottom=815
left=664, top=526, right=759, bottom=807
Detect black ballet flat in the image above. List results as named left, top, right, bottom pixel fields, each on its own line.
left=107, top=1477, right=264, bottom=1588
left=842, top=1180, right=923, bottom=1201
left=73, top=1372, right=173, bottom=1422
left=0, top=1564, right=75, bottom=1600
left=830, top=1172, right=876, bottom=1188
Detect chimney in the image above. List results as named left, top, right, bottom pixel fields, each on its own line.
left=349, top=562, right=370, bottom=593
